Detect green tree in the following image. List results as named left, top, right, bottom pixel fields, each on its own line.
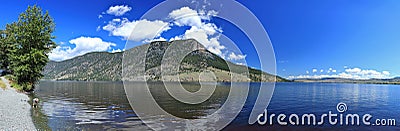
left=9, top=5, right=56, bottom=91
left=0, top=30, right=4, bottom=69
left=0, top=23, right=18, bottom=71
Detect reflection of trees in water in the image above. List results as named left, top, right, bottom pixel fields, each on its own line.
left=33, top=81, right=232, bottom=129
left=35, top=81, right=129, bottom=107
left=33, top=81, right=139, bottom=130
left=35, top=81, right=231, bottom=117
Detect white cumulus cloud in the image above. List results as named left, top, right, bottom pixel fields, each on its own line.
left=49, top=36, right=116, bottom=61
left=169, top=7, right=202, bottom=27
left=103, top=18, right=170, bottom=41
left=143, top=37, right=167, bottom=43
left=345, top=67, right=362, bottom=74
left=111, top=49, right=123, bottom=53
left=235, top=62, right=246, bottom=66
left=167, top=7, right=225, bottom=57
left=312, top=69, right=318, bottom=73
left=383, top=71, right=390, bottom=76
left=106, top=5, right=132, bottom=16
left=289, top=67, right=392, bottom=80
left=180, top=26, right=224, bottom=56
left=228, top=52, right=246, bottom=61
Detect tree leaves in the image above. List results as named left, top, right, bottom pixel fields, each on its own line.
left=0, top=5, right=56, bottom=91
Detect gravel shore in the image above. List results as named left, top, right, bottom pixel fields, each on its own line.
left=0, top=77, right=36, bottom=130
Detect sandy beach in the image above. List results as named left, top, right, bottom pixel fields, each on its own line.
left=0, top=77, right=36, bottom=130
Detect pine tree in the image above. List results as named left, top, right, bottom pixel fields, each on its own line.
left=0, top=23, right=18, bottom=72
left=0, top=30, right=4, bottom=69
left=8, top=5, right=56, bottom=91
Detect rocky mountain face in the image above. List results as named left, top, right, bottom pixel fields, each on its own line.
left=43, top=52, right=123, bottom=81
left=43, top=39, right=288, bottom=82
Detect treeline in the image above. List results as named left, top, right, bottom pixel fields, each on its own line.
left=0, top=5, right=56, bottom=91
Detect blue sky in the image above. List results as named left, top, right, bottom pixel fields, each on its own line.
left=1, top=0, right=399, bottom=79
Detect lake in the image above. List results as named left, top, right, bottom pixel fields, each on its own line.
left=31, top=81, right=400, bottom=130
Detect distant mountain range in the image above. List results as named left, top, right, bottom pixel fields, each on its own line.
left=43, top=39, right=288, bottom=82
left=293, top=77, right=400, bottom=84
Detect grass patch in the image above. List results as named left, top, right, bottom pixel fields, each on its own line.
left=0, top=80, right=6, bottom=90
left=11, top=82, right=24, bottom=91
left=4, top=75, right=26, bottom=92
left=4, top=75, right=13, bottom=81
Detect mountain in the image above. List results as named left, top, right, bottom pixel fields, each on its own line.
left=293, top=77, right=400, bottom=85
left=43, top=39, right=288, bottom=82
left=43, top=52, right=123, bottom=81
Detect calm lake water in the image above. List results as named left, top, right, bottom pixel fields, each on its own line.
left=31, top=81, right=400, bottom=130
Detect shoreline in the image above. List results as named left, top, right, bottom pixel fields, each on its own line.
left=0, top=77, right=36, bottom=130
